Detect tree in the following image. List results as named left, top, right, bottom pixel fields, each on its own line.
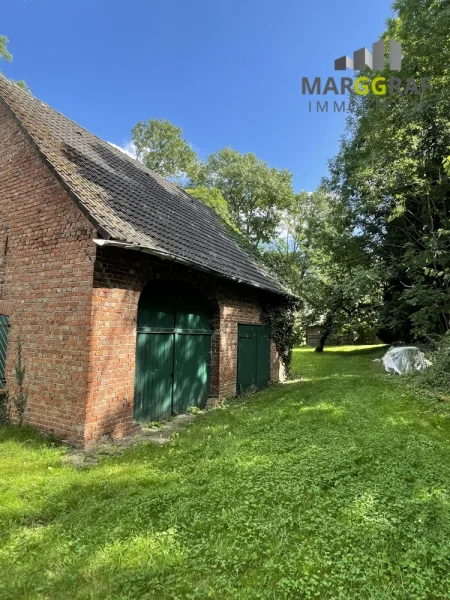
left=132, top=118, right=197, bottom=179
left=263, top=188, right=382, bottom=349
left=304, top=266, right=382, bottom=352
left=130, top=122, right=295, bottom=262
left=325, top=0, right=450, bottom=342
left=0, top=35, right=12, bottom=62
left=0, top=34, right=29, bottom=91
left=192, top=148, right=294, bottom=246
left=263, top=190, right=331, bottom=288
left=297, top=191, right=382, bottom=351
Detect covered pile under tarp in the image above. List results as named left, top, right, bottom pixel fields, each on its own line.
left=381, top=346, right=432, bottom=375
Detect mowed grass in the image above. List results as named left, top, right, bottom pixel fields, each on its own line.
left=2, top=346, right=450, bottom=599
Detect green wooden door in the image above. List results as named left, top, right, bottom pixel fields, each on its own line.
left=173, top=289, right=211, bottom=414
left=237, top=324, right=271, bottom=395
left=173, top=332, right=211, bottom=414
left=134, top=282, right=212, bottom=422
left=134, top=332, right=174, bottom=422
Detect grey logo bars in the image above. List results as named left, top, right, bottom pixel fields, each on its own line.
left=335, top=40, right=402, bottom=72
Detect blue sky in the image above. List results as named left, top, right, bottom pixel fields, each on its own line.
left=2, top=0, right=394, bottom=191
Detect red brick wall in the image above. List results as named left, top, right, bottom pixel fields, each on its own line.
left=218, top=295, right=280, bottom=397
left=84, top=253, right=142, bottom=445
left=0, top=103, right=96, bottom=444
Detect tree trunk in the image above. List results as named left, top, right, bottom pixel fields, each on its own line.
left=315, top=313, right=333, bottom=352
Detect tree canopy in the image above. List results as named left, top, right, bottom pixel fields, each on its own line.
left=193, top=148, right=294, bottom=246
left=131, top=118, right=197, bottom=179
left=0, top=35, right=12, bottom=62
left=326, top=0, right=450, bottom=342
left=264, top=189, right=382, bottom=350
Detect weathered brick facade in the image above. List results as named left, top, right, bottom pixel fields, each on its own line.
left=0, top=102, right=281, bottom=447
left=0, top=102, right=96, bottom=445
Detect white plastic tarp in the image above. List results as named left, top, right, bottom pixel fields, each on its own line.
left=381, top=346, right=432, bottom=375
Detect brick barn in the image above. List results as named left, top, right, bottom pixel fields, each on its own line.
left=0, top=75, right=288, bottom=447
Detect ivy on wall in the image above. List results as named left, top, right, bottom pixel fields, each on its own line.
left=261, top=299, right=300, bottom=378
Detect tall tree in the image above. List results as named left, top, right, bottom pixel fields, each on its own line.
left=132, top=118, right=197, bottom=179
left=263, top=190, right=330, bottom=290
left=263, top=189, right=382, bottom=349
left=130, top=122, right=293, bottom=246
left=193, top=148, right=294, bottom=246
left=326, top=0, right=450, bottom=341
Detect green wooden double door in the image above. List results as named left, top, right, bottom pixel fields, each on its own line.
left=237, top=324, right=271, bottom=395
left=134, top=282, right=212, bottom=422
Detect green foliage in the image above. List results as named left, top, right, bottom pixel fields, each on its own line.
left=406, top=334, right=450, bottom=396
left=14, top=337, right=25, bottom=388
left=184, top=186, right=235, bottom=227
left=0, top=34, right=30, bottom=92
left=131, top=118, right=197, bottom=179
left=306, top=266, right=383, bottom=351
left=327, top=0, right=450, bottom=341
left=443, top=155, right=450, bottom=177
left=0, top=35, right=12, bottom=62
left=190, top=147, right=294, bottom=246
left=263, top=190, right=330, bottom=289
left=143, top=420, right=164, bottom=430
left=264, top=188, right=382, bottom=349
left=261, top=299, right=299, bottom=377
left=13, top=79, right=30, bottom=92
left=4, top=347, right=450, bottom=598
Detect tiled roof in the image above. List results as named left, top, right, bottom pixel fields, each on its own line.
left=0, top=75, right=286, bottom=296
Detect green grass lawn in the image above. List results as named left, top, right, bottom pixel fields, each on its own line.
left=2, top=346, right=450, bottom=599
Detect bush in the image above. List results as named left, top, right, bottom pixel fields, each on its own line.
left=413, top=334, right=450, bottom=395
left=261, top=300, right=299, bottom=378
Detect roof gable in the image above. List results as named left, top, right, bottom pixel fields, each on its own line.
left=0, top=75, right=286, bottom=295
